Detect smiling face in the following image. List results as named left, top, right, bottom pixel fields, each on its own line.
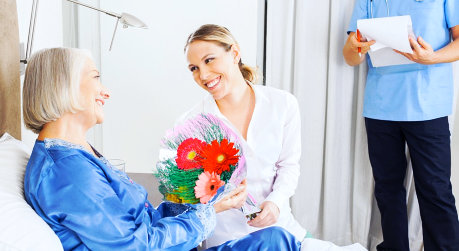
left=186, top=40, right=241, bottom=100
left=78, top=58, right=110, bottom=127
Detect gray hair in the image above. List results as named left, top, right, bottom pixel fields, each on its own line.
left=23, top=47, right=92, bottom=134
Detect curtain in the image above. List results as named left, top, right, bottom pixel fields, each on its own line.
left=265, top=0, right=459, bottom=250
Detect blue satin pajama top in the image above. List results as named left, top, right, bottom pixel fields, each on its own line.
left=23, top=139, right=215, bottom=251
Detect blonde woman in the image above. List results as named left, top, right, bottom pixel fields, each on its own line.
left=23, top=47, right=301, bottom=251
left=183, top=24, right=367, bottom=251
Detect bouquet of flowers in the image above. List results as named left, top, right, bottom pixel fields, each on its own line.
left=155, top=113, right=259, bottom=217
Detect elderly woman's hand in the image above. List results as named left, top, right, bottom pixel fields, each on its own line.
left=247, top=201, right=280, bottom=228
left=213, top=180, right=247, bottom=213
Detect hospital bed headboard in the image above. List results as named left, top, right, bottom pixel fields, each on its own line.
left=0, top=0, right=21, bottom=140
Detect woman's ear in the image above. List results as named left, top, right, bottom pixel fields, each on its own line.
left=231, top=44, right=241, bottom=64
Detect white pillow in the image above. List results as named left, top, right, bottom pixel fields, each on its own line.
left=0, top=133, right=63, bottom=251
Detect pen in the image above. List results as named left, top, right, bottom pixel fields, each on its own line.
left=357, top=29, right=362, bottom=57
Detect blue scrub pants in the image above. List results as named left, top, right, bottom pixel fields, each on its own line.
left=365, top=117, right=459, bottom=251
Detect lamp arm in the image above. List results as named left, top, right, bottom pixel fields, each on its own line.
left=109, top=18, right=120, bottom=51
left=27, top=0, right=39, bottom=59
left=22, top=0, right=39, bottom=63
left=66, top=0, right=121, bottom=18
left=65, top=0, right=147, bottom=51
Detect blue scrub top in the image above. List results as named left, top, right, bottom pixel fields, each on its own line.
left=348, top=0, right=459, bottom=121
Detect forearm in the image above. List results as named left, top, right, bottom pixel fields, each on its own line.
left=431, top=38, right=459, bottom=64
left=158, top=202, right=216, bottom=235
left=148, top=211, right=208, bottom=250
left=265, top=164, right=300, bottom=207
left=149, top=204, right=216, bottom=250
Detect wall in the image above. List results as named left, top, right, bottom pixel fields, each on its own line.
left=72, top=0, right=260, bottom=173
left=17, top=0, right=63, bottom=148
left=16, top=0, right=260, bottom=174
left=16, top=0, right=458, bottom=203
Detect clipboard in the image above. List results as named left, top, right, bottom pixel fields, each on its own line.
left=357, top=15, right=416, bottom=67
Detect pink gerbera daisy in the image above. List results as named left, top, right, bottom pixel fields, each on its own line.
left=194, top=171, right=225, bottom=204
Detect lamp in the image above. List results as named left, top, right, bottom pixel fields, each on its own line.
left=66, top=0, right=148, bottom=51
left=20, top=0, right=148, bottom=67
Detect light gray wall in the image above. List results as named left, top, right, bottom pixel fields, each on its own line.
left=19, top=1, right=260, bottom=175
left=127, top=173, right=162, bottom=206
left=17, top=0, right=63, bottom=148
left=15, top=0, right=459, bottom=205
left=90, top=0, right=259, bottom=173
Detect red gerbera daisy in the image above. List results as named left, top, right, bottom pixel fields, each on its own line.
left=176, top=138, right=206, bottom=170
left=201, top=139, right=239, bottom=174
left=194, top=171, right=225, bottom=204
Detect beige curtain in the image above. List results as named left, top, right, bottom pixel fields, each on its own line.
left=265, top=0, right=458, bottom=250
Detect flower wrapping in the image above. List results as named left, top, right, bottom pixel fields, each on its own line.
left=155, top=114, right=260, bottom=215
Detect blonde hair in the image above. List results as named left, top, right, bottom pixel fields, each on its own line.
left=23, top=47, right=91, bottom=134
left=185, top=24, right=259, bottom=83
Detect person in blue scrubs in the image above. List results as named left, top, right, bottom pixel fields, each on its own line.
left=22, top=47, right=301, bottom=251
left=343, top=0, right=459, bottom=250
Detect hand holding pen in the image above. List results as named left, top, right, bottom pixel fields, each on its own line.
left=343, top=29, right=376, bottom=65
left=353, top=29, right=375, bottom=58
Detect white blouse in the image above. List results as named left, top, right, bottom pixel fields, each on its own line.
left=181, top=84, right=306, bottom=247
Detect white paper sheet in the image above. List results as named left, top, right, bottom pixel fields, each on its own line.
left=357, top=15, right=415, bottom=67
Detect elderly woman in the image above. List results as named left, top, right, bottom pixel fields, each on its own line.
left=22, top=47, right=300, bottom=251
